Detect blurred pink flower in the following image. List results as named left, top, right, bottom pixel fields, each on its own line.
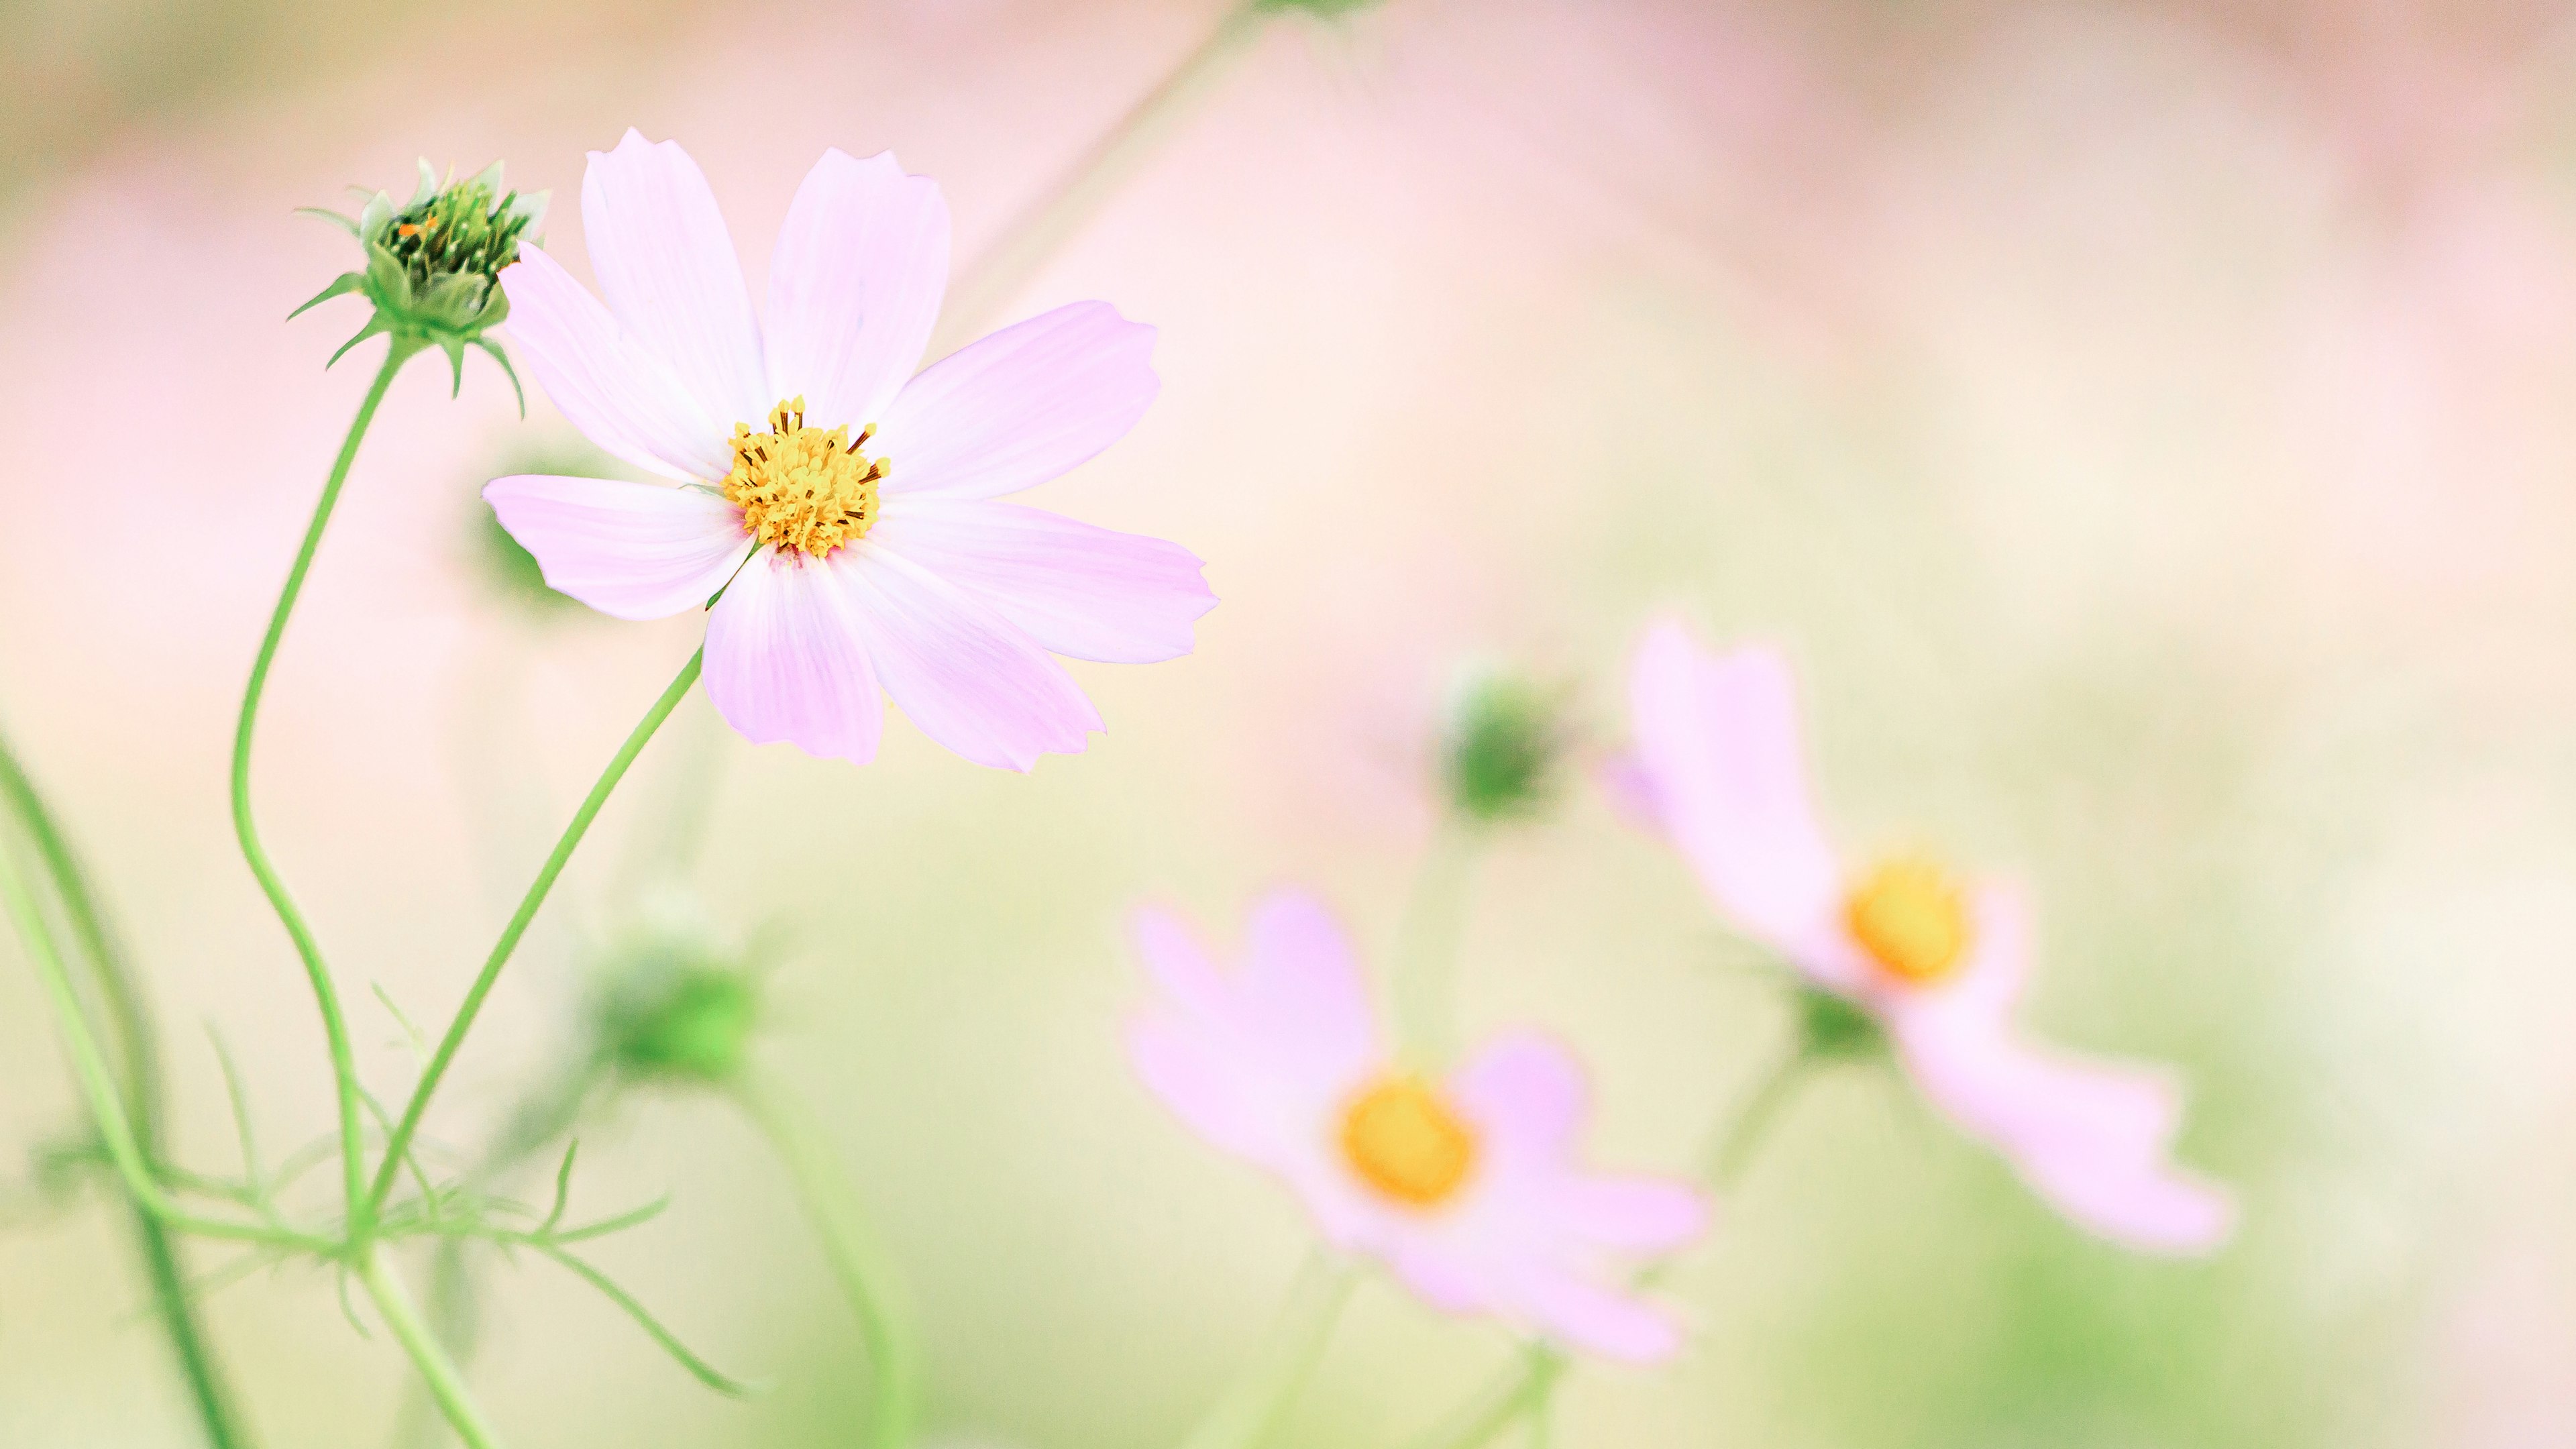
left=484, top=131, right=1214, bottom=769
left=1619, top=620, right=2235, bottom=1256
left=1127, top=888, right=1709, bottom=1361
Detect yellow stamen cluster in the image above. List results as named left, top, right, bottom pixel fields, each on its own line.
left=720, top=396, right=888, bottom=557
left=1844, top=855, right=1972, bottom=985
left=1340, top=1075, right=1479, bottom=1208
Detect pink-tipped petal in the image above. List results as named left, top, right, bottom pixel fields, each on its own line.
left=765, top=148, right=950, bottom=431
left=837, top=545, right=1103, bottom=770
left=875, top=301, right=1159, bottom=500
left=869, top=498, right=1214, bottom=663
left=1237, top=890, right=1381, bottom=1086
left=1449, top=1032, right=1589, bottom=1169
left=701, top=548, right=884, bottom=763
left=1517, top=1265, right=1687, bottom=1363
left=582, top=130, right=770, bottom=429
left=1554, top=1175, right=1711, bottom=1254
left=1626, top=621, right=1843, bottom=953
left=482, top=475, right=751, bottom=621
left=2019, top=1150, right=2237, bottom=1255
left=498, top=246, right=733, bottom=481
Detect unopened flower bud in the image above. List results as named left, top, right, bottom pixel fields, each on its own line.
left=590, top=925, right=760, bottom=1087
left=1437, top=663, right=1568, bottom=825
left=1794, top=983, right=1883, bottom=1061
left=294, top=159, right=547, bottom=402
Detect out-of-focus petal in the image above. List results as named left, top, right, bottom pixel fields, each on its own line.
left=764, top=148, right=950, bottom=432
left=1126, top=1015, right=1277, bottom=1163
left=582, top=130, right=770, bottom=429
left=869, top=497, right=1214, bottom=663
left=838, top=545, right=1102, bottom=770
left=482, top=474, right=751, bottom=621
left=498, top=246, right=733, bottom=480
left=1236, top=890, right=1381, bottom=1087
left=1593, top=751, right=1667, bottom=834
left=1625, top=620, right=1843, bottom=953
left=875, top=301, right=1158, bottom=500
left=700, top=547, right=883, bottom=763
left=1552, top=1176, right=1710, bottom=1254
left=1515, top=1264, right=1686, bottom=1362
left=1449, top=1032, right=1589, bottom=1169
left=1893, top=1004, right=2234, bottom=1256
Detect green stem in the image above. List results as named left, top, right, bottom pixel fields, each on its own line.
left=0, top=838, right=330, bottom=1252
left=0, top=731, right=256, bottom=1447
left=358, top=1247, right=507, bottom=1449
left=233, top=337, right=423, bottom=1236
left=1396, top=1051, right=1815, bottom=1449
left=933, top=0, right=1271, bottom=351
left=1174, top=1250, right=1356, bottom=1449
left=739, top=1072, right=921, bottom=1449
left=1392, top=818, right=1479, bottom=1068
left=368, top=650, right=703, bottom=1219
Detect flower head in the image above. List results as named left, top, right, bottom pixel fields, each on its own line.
left=1127, top=889, right=1709, bottom=1360
left=297, top=160, right=547, bottom=396
left=1617, top=620, right=2235, bottom=1254
left=482, top=132, right=1216, bottom=770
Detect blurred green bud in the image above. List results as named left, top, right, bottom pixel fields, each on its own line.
left=1794, top=983, right=1884, bottom=1061
left=1438, top=663, right=1568, bottom=825
left=294, top=159, right=547, bottom=402
left=591, top=928, right=761, bottom=1087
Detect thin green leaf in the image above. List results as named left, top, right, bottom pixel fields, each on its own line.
left=534, top=1244, right=755, bottom=1397
left=357, top=1087, right=439, bottom=1216
left=368, top=981, right=429, bottom=1060
left=203, top=1022, right=264, bottom=1193
left=333, top=1266, right=372, bottom=1340
left=546, top=1193, right=669, bottom=1245
left=541, top=1140, right=580, bottom=1234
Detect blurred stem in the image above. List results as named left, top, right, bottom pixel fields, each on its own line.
left=359, top=1247, right=506, bottom=1449
left=933, top=0, right=1271, bottom=350
left=368, top=650, right=704, bottom=1221
left=738, top=1071, right=921, bottom=1449
left=1174, top=1250, right=1356, bottom=1449
left=0, top=834, right=330, bottom=1252
left=233, top=335, right=423, bottom=1239
left=1393, top=818, right=1480, bottom=1067
left=0, top=729, right=256, bottom=1448
left=1397, top=1050, right=1815, bottom=1449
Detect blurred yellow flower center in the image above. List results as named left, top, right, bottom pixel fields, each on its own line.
left=721, top=397, right=887, bottom=557
left=1845, top=856, right=1972, bottom=985
left=1340, top=1074, right=1478, bottom=1208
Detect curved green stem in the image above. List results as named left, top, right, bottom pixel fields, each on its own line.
left=368, top=650, right=702, bottom=1218
left=739, top=1071, right=920, bottom=1449
left=0, top=730, right=256, bottom=1447
left=1392, top=818, right=1479, bottom=1068
left=358, top=1247, right=506, bottom=1449
left=233, top=337, right=423, bottom=1236
left=0, top=839, right=331, bottom=1253
left=1174, top=1250, right=1355, bottom=1449
left=934, top=0, right=1271, bottom=350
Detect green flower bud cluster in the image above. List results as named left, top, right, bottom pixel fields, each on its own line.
left=294, top=160, right=547, bottom=402
left=1438, top=664, right=1569, bottom=825
left=590, top=928, right=761, bottom=1087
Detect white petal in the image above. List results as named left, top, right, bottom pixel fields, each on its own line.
left=837, top=545, right=1103, bottom=771
left=701, top=547, right=884, bottom=763
left=765, top=148, right=951, bottom=432
left=582, top=130, right=771, bottom=429
left=482, top=475, right=751, bottom=620
left=498, top=246, right=732, bottom=480
left=868, top=497, right=1213, bottom=663
left=874, top=301, right=1158, bottom=500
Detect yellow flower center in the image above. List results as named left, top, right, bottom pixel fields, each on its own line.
left=1844, top=855, right=1972, bottom=985
left=720, top=396, right=888, bottom=557
left=1339, top=1074, right=1478, bottom=1208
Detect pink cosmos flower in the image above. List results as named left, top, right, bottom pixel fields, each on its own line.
left=1617, top=621, right=2235, bottom=1255
left=484, top=131, right=1215, bottom=769
left=1127, top=888, right=1710, bottom=1360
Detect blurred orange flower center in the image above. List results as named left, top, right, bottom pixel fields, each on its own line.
left=1340, top=1074, right=1478, bottom=1208
left=722, top=396, right=887, bottom=557
left=1845, top=856, right=1972, bottom=985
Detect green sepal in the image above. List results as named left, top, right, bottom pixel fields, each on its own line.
left=294, top=205, right=360, bottom=237
left=288, top=271, right=364, bottom=321
left=476, top=337, right=526, bottom=417
left=327, top=314, right=391, bottom=370
left=441, top=337, right=468, bottom=397
left=1793, top=983, right=1886, bottom=1061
